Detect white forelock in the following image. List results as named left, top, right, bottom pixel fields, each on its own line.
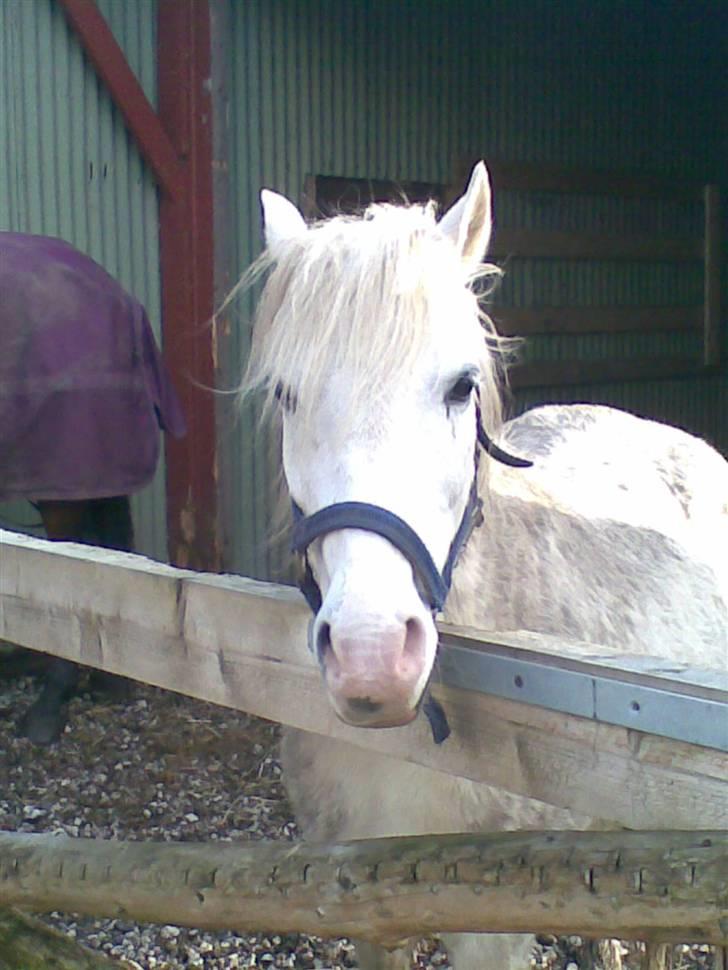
left=237, top=199, right=506, bottom=438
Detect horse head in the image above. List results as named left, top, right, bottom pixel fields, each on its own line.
left=246, top=162, right=516, bottom=728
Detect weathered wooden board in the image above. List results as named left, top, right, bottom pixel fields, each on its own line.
left=490, top=228, right=703, bottom=262
left=2, top=830, right=726, bottom=945
left=1, top=530, right=726, bottom=829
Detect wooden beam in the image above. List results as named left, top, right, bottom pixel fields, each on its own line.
left=490, top=229, right=703, bottom=262
left=509, top=355, right=702, bottom=389
left=56, top=0, right=184, bottom=201
left=456, top=158, right=705, bottom=201
left=2, top=830, right=726, bottom=946
left=1, top=531, right=725, bottom=830
left=493, top=306, right=703, bottom=337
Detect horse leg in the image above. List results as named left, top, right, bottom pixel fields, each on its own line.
left=86, top=495, right=134, bottom=552
left=443, top=933, right=535, bottom=970
left=643, top=943, right=670, bottom=970
left=280, top=729, right=576, bottom=969
left=18, top=655, right=80, bottom=744
left=594, top=938, right=624, bottom=970
left=353, top=941, right=415, bottom=970
left=84, top=497, right=136, bottom=700
left=354, top=936, right=533, bottom=970
left=18, top=500, right=88, bottom=744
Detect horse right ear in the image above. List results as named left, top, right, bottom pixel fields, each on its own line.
left=439, top=161, right=493, bottom=267
left=261, top=189, right=307, bottom=249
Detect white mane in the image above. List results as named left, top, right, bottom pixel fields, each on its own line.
left=236, top=200, right=507, bottom=436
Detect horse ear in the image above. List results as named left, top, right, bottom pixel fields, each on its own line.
left=439, top=161, right=493, bottom=267
left=261, top=189, right=307, bottom=249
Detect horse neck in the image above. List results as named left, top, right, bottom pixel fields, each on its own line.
left=445, top=470, right=727, bottom=667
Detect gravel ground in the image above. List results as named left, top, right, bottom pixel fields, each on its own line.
left=0, top=654, right=719, bottom=970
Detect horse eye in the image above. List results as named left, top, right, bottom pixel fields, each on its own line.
left=274, top=382, right=298, bottom=414
left=445, top=374, right=476, bottom=406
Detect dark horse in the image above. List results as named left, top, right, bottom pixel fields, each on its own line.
left=0, top=232, right=185, bottom=744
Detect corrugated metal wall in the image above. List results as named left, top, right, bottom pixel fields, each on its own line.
left=0, top=0, right=167, bottom=560
left=222, top=0, right=725, bottom=579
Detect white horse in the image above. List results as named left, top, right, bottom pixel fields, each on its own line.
left=239, top=162, right=728, bottom=969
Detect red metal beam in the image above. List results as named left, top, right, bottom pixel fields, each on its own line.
left=57, top=0, right=184, bottom=201
left=157, top=0, right=220, bottom=571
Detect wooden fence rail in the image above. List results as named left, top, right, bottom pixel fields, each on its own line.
left=1, top=830, right=726, bottom=946
left=1, top=530, right=726, bottom=831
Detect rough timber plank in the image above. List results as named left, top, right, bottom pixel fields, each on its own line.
left=2, top=830, right=727, bottom=945
left=0, top=530, right=725, bottom=829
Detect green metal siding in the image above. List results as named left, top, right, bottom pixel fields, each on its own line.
left=0, top=0, right=167, bottom=561
left=221, top=0, right=725, bottom=579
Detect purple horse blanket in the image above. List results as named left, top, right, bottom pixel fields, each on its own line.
left=0, top=233, right=186, bottom=501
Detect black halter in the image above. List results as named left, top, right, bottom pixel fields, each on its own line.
left=290, top=409, right=531, bottom=742
left=292, top=410, right=530, bottom=614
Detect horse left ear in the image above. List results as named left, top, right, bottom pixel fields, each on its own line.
left=439, top=161, right=493, bottom=267
left=261, top=189, right=307, bottom=249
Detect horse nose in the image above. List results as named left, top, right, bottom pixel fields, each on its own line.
left=314, top=615, right=428, bottom=727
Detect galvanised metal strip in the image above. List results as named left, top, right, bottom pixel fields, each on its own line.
left=436, top=629, right=728, bottom=753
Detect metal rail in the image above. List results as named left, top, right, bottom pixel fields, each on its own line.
left=437, top=629, right=728, bottom=752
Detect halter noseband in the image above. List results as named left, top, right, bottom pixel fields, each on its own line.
left=292, top=410, right=530, bottom=615
left=290, top=410, right=531, bottom=743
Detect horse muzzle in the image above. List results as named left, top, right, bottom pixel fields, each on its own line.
left=315, top=618, right=429, bottom=728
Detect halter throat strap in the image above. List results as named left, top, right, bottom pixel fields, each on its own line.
left=476, top=403, right=533, bottom=469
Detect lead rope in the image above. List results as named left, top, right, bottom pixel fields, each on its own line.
left=422, top=694, right=451, bottom=743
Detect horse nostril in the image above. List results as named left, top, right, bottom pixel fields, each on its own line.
left=315, top=621, right=332, bottom=662
left=403, top=617, right=426, bottom=658
left=346, top=697, right=383, bottom=715
left=396, top=617, right=427, bottom=679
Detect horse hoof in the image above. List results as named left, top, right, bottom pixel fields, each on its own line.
left=88, top=671, right=135, bottom=702
left=18, top=704, right=67, bottom=746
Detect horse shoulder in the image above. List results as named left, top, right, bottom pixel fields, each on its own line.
left=448, top=443, right=727, bottom=668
